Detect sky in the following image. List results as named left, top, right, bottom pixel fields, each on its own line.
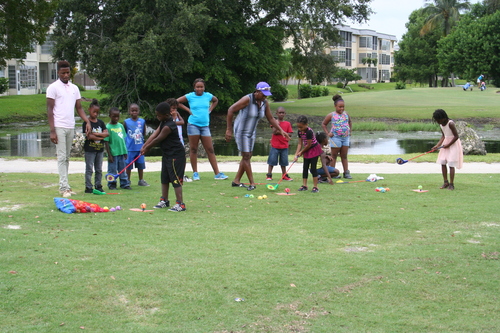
left=354, top=0, right=482, bottom=42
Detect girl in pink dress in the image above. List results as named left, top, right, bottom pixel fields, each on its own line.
left=432, top=109, right=463, bottom=190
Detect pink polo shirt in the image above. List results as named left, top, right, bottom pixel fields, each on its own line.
left=46, top=79, right=82, bottom=129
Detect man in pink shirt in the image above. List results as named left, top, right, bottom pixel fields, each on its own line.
left=47, top=60, right=90, bottom=197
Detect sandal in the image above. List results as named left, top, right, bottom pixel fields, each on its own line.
left=440, top=180, right=449, bottom=189
left=448, top=183, right=455, bottom=190
left=298, top=185, right=308, bottom=191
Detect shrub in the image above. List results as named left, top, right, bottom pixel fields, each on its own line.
left=0, top=77, right=8, bottom=94
left=298, top=84, right=312, bottom=99
left=270, top=83, right=288, bottom=102
left=336, top=82, right=344, bottom=88
left=311, top=85, right=323, bottom=98
left=395, top=82, right=406, bottom=90
left=75, top=83, right=86, bottom=92
left=321, top=86, right=329, bottom=96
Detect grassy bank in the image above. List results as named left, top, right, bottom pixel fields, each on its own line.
left=1, top=171, right=499, bottom=332
left=0, top=85, right=499, bottom=126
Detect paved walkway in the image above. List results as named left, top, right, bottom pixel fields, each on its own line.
left=1, top=158, right=497, bottom=175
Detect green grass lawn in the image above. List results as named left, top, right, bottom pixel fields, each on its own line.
left=278, top=86, right=500, bottom=122
left=1, top=171, right=499, bottom=332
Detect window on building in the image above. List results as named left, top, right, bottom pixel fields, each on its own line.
left=381, top=70, right=390, bottom=81
left=378, top=54, right=391, bottom=65
left=345, top=48, right=352, bottom=67
left=8, top=66, right=16, bottom=89
left=372, top=36, right=378, bottom=50
left=19, top=65, right=37, bottom=89
left=381, top=40, right=391, bottom=51
left=339, top=31, right=352, bottom=48
left=359, top=36, right=372, bottom=49
left=41, top=36, right=54, bottom=54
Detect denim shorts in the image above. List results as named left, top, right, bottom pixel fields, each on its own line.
left=267, top=147, right=289, bottom=166
left=329, top=135, right=350, bottom=148
left=187, top=123, right=211, bottom=137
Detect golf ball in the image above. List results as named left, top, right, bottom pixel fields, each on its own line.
left=249, top=194, right=254, bottom=198
left=418, top=185, right=423, bottom=190
left=110, top=207, right=115, bottom=212
left=258, top=196, right=263, bottom=200
left=244, top=194, right=250, bottom=198
left=285, top=188, right=290, bottom=193
left=262, top=195, right=267, bottom=199
left=115, top=206, right=121, bottom=211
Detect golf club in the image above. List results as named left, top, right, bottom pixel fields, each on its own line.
left=266, top=158, right=297, bottom=191
left=105, top=154, right=142, bottom=181
left=396, top=146, right=442, bottom=165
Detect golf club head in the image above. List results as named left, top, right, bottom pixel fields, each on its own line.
left=396, top=158, right=408, bottom=165
left=105, top=173, right=117, bottom=181
left=267, top=183, right=278, bottom=191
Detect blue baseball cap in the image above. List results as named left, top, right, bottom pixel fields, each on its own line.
left=256, top=82, right=272, bottom=96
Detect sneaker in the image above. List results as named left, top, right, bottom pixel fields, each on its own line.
left=95, top=186, right=104, bottom=192
left=282, top=175, right=293, bottom=181
left=214, top=172, right=228, bottom=180
left=85, top=187, right=93, bottom=193
left=318, top=177, right=329, bottom=183
left=247, top=185, right=256, bottom=191
left=343, top=170, right=353, bottom=179
left=192, top=172, right=200, bottom=181
left=168, top=202, right=186, bottom=212
left=154, top=199, right=170, bottom=209
left=333, top=175, right=341, bottom=179
left=122, top=186, right=132, bottom=190
left=298, top=185, right=308, bottom=191
left=138, top=179, right=150, bottom=186
left=183, top=175, right=193, bottom=183
left=266, top=173, right=273, bottom=181
left=62, top=190, right=72, bottom=198
left=231, top=182, right=247, bottom=188
left=69, top=189, right=77, bottom=195
left=108, top=186, right=117, bottom=190
left=311, top=187, right=319, bottom=193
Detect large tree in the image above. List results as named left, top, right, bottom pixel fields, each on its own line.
left=0, top=0, right=56, bottom=67
left=438, top=10, right=500, bottom=86
left=420, top=0, right=470, bottom=86
left=394, top=9, right=442, bottom=87
left=51, top=0, right=372, bottom=116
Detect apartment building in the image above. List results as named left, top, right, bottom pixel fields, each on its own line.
left=0, top=37, right=96, bottom=96
left=0, top=37, right=57, bottom=95
left=326, top=25, right=397, bottom=83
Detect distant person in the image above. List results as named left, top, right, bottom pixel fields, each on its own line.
left=266, top=106, right=294, bottom=181
left=315, top=132, right=339, bottom=184
left=176, top=78, right=228, bottom=181
left=226, top=82, right=290, bottom=190
left=141, top=102, right=186, bottom=212
left=104, top=107, right=131, bottom=190
left=477, top=74, right=484, bottom=88
left=294, top=115, right=323, bottom=193
left=47, top=60, right=91, bottom=197
left=432, top=109, right=463, bottom=191
left=462, top=82, right=472, bottom=91
left=124, top=103, right=149, bottom=186
left=82, top=99, right=108, bottom=193
left=321, top=94, right=352, bottom=179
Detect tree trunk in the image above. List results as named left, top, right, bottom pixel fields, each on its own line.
left=297, top=78, right=301, bottom=99
left=450, top=72, right=456, bottom=87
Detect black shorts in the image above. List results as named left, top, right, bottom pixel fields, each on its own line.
left=161, top=155, right=186, bottom=187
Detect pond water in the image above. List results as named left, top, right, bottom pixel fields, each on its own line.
left=1, top=120, right=499, bottom=157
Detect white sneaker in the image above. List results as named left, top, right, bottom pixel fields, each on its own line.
left=183, top=176, right=193, bottom=183
left=62, top=190, right=72, bottom=198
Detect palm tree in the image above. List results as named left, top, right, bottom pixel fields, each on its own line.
left=420, top=0, right=470, bottom=86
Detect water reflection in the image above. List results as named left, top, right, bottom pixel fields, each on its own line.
left=1, top=128, right=498, bottom=157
